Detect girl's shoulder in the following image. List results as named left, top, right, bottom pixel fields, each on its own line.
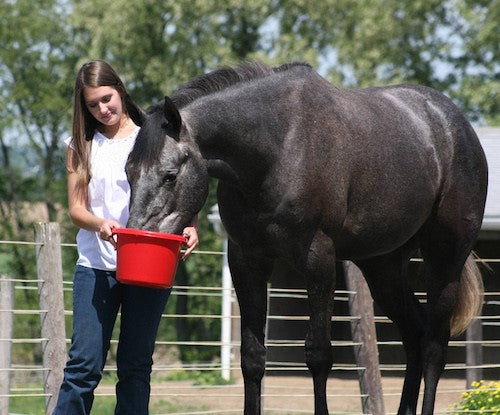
left=65, top=131, right=105, bottom=148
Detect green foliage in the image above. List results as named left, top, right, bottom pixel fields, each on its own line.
left=0, top=0, right=75, bottom=207
left=70, top=0, right=275, bottom=104
left=453, top=380, right=500, bottom=414
left=451, top=0, right=500, bottom=124
left=276, top=0, right=499, bottom=124
left=0, top=0, right=77, bottom=280
left=165, top=369, right=234, bottom=386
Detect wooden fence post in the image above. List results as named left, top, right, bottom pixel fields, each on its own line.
left=35, top=222, right=66, bottom=414
left=466, top=318, right=483, bottom=389
left=344, top=261, right=385, bottom=415
left=0, top=276, right=13, bottom=414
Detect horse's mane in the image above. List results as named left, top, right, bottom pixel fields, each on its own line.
left=170, top=61, right=312, bottom=108
left=128, top=61, right=312, bottom=173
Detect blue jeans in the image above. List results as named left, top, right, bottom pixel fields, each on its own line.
left=53, top=265, right=170, bottom=415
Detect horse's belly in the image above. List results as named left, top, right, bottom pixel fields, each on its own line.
left=335, top=220, right=423, bottom=260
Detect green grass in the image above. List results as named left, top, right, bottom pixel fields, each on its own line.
left=7, top=378, right=211, bottom=414
left=8, top=393, right=117, bottom=414
left=8, top=394, right=207, bottom=414
left=152, top=398, right=209, bottom=413
left=9, top=395, right=46, bottom=415
left=164, top=369, right=234, bottom=386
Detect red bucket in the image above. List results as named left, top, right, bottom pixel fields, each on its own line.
left=113, top=228, right=187, bottom=289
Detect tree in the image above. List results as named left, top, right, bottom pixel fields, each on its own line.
left=274, top=0, right=499, bottom=124
left=69, top=0, right=276, bottom=103
left=0, top=0, right=78, bottom=363
left=0, top=0, right=79, bottom=274
left=450, top=0, right=499, bottom=124
left=0, top=0, right=77, bottom=220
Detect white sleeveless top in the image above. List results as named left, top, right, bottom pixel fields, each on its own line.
left=66, top=127, right=139, bottom=270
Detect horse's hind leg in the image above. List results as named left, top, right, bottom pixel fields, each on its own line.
left=355, top=247, right=426, bottom=415
left=302, top=231, right=337, bottom=415
left=419, top=226, right=482, bottom=415
left=227, top=240, right=273, bottom=415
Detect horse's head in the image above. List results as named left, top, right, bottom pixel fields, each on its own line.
left=125, top=97, right=209, bottom=233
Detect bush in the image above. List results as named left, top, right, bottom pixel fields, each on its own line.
left=453, top=380, right=500, bottom=414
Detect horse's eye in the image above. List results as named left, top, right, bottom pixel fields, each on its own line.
left=162, top=170, right=178, bottom=184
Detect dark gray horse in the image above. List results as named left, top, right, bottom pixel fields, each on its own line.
left=125, top=62, right=488, bottom=415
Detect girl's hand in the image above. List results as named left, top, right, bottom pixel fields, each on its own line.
left=98, top=219, right=121, bottom=248
left=181, top=226, right=198, bottom=260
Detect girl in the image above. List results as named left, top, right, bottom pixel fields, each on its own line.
left=54, top=60, right=198, bottom=414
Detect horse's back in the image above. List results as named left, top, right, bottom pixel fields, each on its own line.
left=293, top=75, right=487, bottom=192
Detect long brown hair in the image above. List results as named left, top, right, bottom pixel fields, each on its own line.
left=68, top=60, right=143, bottom=195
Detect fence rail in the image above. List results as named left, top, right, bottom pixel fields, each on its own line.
left=0, top=223, right=499, bottom=414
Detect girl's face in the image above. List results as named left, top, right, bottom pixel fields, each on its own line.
left=83, top=86, right=124, bottom=126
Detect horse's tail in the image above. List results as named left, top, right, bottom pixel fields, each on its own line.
left=450, top=252, right=485, bottom=337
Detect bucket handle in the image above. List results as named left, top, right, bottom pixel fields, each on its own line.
left=111, top=228, right=189, bottom=245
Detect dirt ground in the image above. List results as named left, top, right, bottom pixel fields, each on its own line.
left=99, top=373, right=468, bottom=414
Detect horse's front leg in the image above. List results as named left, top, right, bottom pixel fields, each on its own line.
left=228, top=240, right=273, bottom=415
left=302, top=231, right=336, bottom=415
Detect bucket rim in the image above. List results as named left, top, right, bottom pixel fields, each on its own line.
left=113, top=227, right=187, bottom=243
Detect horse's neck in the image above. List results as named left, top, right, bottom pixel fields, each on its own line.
left=186, top=105, right=276, bottom=187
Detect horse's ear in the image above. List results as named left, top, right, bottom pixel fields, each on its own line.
left=164, top=96, right=181, bottom=140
